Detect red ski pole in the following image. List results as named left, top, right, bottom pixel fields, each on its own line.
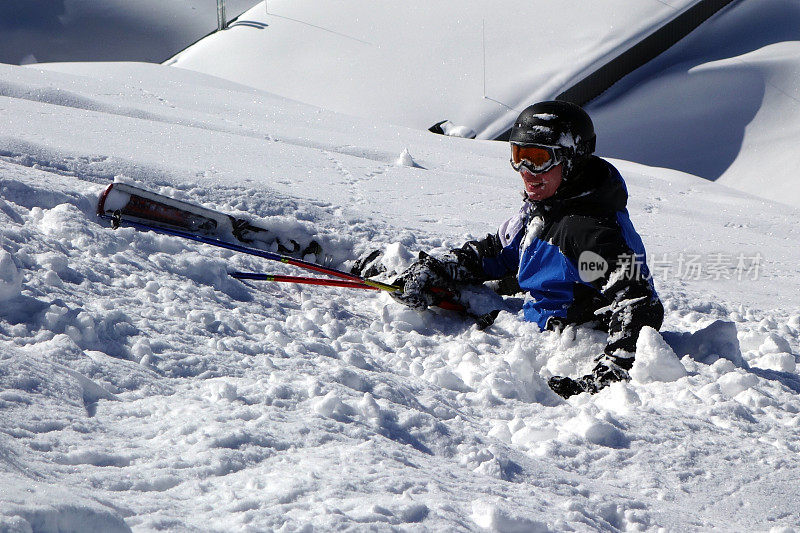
left=230, top=272, right=389, bottom=291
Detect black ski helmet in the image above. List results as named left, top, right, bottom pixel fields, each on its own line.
left=509, top=101, right=596, bottom=179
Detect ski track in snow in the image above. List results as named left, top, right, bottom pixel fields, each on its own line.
left=1, top=62, right=800, bottom=531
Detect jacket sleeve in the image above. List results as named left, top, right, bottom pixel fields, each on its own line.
left=437, top=232, right=519, bottom=284
left=561, top=215, right=664, bottom=354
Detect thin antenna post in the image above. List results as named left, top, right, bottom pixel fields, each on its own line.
left=217, top=0, right=227, bottom=30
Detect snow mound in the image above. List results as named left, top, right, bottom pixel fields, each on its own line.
left=379, top=242, right=415, bottom=275
left=662, top=320, right=745, bottom=368
left=752, top=352, right=796, bottom=373
left=630, top=326, right=688, bottom=384
left=471, top=500, right=548, bottom=533
left=395, top=148, right=420, bottom=168
left=758, top=333, right=793, bottom=355
left=716, top=371, right=760, bottom=398
left=566, top=412, right=630, bottom=449
left=0, top=250, right=23, bottom=301
left=436, top=120, right=477, bottom=139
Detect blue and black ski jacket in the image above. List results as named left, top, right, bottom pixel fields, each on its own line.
left=445, top=156, right=663, bottom=354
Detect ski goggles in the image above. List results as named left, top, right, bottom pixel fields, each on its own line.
left=510, top=144, right=564, bottom=173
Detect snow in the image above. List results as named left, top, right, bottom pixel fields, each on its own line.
left=588, top=0, right=800, bottom=206
left=169, top=0, right=705, bottom=139
left=166, top=0, right=800, bottom=206
left=630, top=327, right=688, bottom=384
left=394, top=148, right=420, bottom=168
left=471, top=500, right=548, bottom=533
left=0, top=0, right=260, bottom=65
left=0, top=249, right=22, bottom=301
left=435, top=121, right=477, bottom=140
left=1, top=2, right=800, bottom=531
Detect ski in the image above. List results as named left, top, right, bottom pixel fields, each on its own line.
left=96, top=182, right=318, bottom=259
left=97, top=183, right=498, bottom=330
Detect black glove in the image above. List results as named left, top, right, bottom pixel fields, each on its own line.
left=548, top=353, right=634, bottom=399
left=391, top=252, right=458, bottom=310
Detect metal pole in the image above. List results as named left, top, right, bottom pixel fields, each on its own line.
left=482, top=19, right=486, bottom=98
left=217, top=0, right=227, bottom=30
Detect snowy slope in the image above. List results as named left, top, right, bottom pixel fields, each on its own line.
left=169, top=0, right=704, bottom=140
left=2, top=61, right=800, bottom=531
left=0, top=0, right=260, bottom=65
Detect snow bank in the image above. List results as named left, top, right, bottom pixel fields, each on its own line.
left=590, top=0, right=800, bottom=205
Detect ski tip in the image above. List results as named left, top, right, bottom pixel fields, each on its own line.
left=97, top=183, right=115, bottom=217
